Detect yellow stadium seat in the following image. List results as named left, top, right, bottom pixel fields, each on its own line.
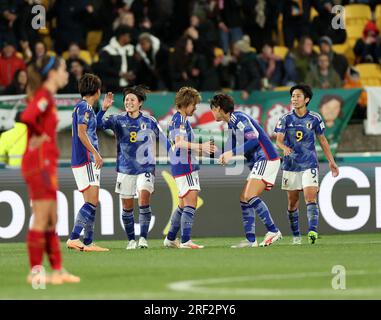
left=332, top=42, right=355, bottom=65
left=62, top=50, right=92, bottom=65
left=273, top=46, right=289, bottom=59
left=375, top=5, right=381, bottom=31
left=86, top=31, right=103, bottom=57
left=345, top=24, right=364, bottom=48
left=273, top=86, right=291, bottom=91
left=277, top=14, right=284, bottom=46
left=344, top=4, right=372, bottom=27
left=355, top=63, right=381, bottom=86
left=310, top=7, right=318, bottom=21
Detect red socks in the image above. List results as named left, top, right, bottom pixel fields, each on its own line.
left=26, top=230, right=62, bottom=271
left=27, top=230, right=46, bottom=270
left=45, top=231, right=62, bottom=271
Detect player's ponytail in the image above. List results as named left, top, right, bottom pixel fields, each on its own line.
left=26, top=55, right=61, bottom=98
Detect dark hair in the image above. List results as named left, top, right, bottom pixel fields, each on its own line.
left=115, top=26, right=132, bottom=39
left=318, top=94, right=344, bottom=117
left=123, top=85, right=149, bottom=105
left=210, top=93, right=235, bottom=113
left=27, top=55, right=62, bottom=97
left=290, top=84, right=313, bottom=106
left=78, top=73, right=102, bottom=97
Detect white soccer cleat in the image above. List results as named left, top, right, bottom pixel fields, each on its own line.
left=292, top=236, right=302, bottom=245
left=163, top=237, right=180, bottom=248
left=126, top=239, right=137, bottom=250
left=179, top=240, right=204, bottom=249
left=259, top=230, right=282, bottom=247
left=66, top=239, right=85, bottom=251
left=138, top=237, right=148, bottom=249
left=231, top=239, right=258, bottom=248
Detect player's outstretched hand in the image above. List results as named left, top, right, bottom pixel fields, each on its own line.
left=282, top=146, right=293, bottom=156
left=218, top=150, right=233, bottom=166
left=201, top=141, right=217, bottom=155
left=329, top=161, right=339, bottom=177
left=94, top=152, right=104, bottom=169
left=102, top=92, right=114, bottom=111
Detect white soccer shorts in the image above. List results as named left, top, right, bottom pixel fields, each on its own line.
left=175, top=171, right=201, bottom=198
left=281, top=168, right=319, bottom=191
left=72, top=162, right=101, bottom=192
left=115, top=172, right=155, bottom=199
left=247, top=159, right=280, bottom=190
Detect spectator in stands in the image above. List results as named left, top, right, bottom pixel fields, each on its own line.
left=184, top=12, right=219, bottom=55
left=2, top=69, right=27, bottom=95
left=305, top=53, right=342, bottom=88
left=32, top=40, right=47, bottom=63
left=283, top=36, right=317, bottom=85
left=66, top=42, right=90, bottom=69
left=343, top=66, right=368, bottom=121
left=215, top=0, right=244, bottom=54
left=354, top=21, right=381, bottom=64
left=241, top=0, right=280, bottom=52
left=169, top=36, right=206, bottom=91
left=310, top=0, right=346, bottom=44
left=60, top=58, right=87, bottom=94
left=130, top=0, right=160, bottom=36
left=229, top=35, right=261, bottom=99
left=0, top=40, right=26, bottom=91
left=201, top=47, right=227, bottom=91
left=113, top=11, right=140, bottom=45
left=280, top=0, right=323, bottom=48
left=257, top=42, right=284, bottom=89
left=318, top=36, right=348, bottom=80
left=0, top=0, right=21, bottom=49
left=135, top=32, right=169, bottom=90
left=48, top=0, right=93, bottom=54
left=93, top=26, right=136, bottom=92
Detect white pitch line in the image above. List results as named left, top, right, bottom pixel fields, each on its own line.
left=168, top=271, right=381, bottom=297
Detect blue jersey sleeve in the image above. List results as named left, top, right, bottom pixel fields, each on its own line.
left=274, top=115, right=287, bottom=134
left=77, top=104, right=91, bottom=125
left=232, top=114, right=259, bottom=155
left=314, top=115, right=325, bottom=136
left=96, top=110, right=116, bottom=130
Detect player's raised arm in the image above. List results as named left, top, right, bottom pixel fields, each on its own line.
left=317, top=134, right=339, bottom=177
left=96, top=92, right=115, bottom=130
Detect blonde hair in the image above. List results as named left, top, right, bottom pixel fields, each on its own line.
left=175, top=87, right=201, bottom=109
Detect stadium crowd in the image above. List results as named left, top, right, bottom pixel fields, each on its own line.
left=0, top=1, right=377, bottom=113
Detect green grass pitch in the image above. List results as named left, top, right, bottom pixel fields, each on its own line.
left=1, top=233, right=381, bottom=300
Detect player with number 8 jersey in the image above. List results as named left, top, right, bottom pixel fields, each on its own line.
left=97, top=85, right=170, bottom=250
left=275, top=84, right=339, bottom=245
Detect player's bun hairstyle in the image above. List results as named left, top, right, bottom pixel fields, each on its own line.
left=210, top=93, right=235, bottom=113
left=175, top=86, right=201, bottom=109
left=123, top=85, right=149, bottom=103
left=27, top=55, right=62, bottom=98
left=290, top=84, right=313, bottom=106
left=78, top=73, right=102, bottom=97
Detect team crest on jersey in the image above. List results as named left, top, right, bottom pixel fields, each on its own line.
left=37, top=98, right=48, bottom=112
left=306, top=122, right=312, bottom=129
left=84, top=112, right=90, bottom=123
left=141, top=122, right=147, bottom=130
left=237, top=121, right=245, bottom=131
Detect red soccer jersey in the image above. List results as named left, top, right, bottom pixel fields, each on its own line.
left=21, top=87, right=59, bottom=199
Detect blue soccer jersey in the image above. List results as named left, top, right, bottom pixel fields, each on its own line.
left=274, top=110, right=325, bottom=172
left=228, top=111, right=279, bottom=169
left=97, top=111, right=168, bottom=175
left=168, top=111, right=200, bottom=177
left=71, top=100, right=99, bottom=167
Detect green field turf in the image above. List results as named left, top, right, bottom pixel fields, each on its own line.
left=1, top=233, right=381, bottom=300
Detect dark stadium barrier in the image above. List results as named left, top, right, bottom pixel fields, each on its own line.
left=0, top=162, right=380, bottom=242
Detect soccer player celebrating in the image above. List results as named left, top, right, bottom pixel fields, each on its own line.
left=164, top=87, right=216, bottom=249
left=97, top=85, right=170, bottom=249
left=210, top=93, right=282, bottom=248
left=275, top=84, right=339, bottom=245
left=21, top=55, right=80, bottom=284
left=66, top=74, right=113, bottom=252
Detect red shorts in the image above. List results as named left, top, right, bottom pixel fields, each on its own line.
left=22, top=145, right=58, bottom=200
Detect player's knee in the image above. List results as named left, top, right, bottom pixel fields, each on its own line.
left=305, top=198, right=317, bottom=205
